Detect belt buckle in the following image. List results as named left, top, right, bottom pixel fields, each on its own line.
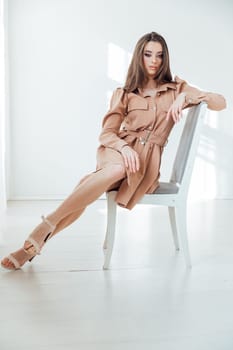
left=139, top=137, right=146, bottom=145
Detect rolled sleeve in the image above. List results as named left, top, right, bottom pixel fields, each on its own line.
left=99, top=88, right=128, bottom=152
left=175, top=76, right=226, bottom=111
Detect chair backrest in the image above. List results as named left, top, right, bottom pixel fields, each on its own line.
left=170, top=102, right=207, bottom=192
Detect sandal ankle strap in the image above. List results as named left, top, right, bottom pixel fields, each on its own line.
left=25, top=237, right=41, bottom=255
left=41, top=215, right=56, bottom=232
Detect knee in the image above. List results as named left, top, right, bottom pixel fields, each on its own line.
left=108, top=164, right=126, bottom=180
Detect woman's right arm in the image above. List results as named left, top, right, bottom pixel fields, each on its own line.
left=99, top=88, right=140, bottom=173
left=99, top=88, right=129, bottom=152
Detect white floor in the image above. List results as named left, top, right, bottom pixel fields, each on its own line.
left=1, top=198, right=233, bottom=350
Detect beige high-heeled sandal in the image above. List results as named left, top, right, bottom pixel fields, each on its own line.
left=1, top=248, right=36, bottom=270
left=1, top=216, right=56, bottom=270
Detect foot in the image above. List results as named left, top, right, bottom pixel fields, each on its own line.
left=1, top=216, right=56, bottom=271
left=1, top=248, right=35, bottom=270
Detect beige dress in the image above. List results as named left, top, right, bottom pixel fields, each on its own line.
left=97, top=76, right=226, bottom=209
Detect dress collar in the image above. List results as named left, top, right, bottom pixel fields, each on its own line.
left=137, top=82, right=177, bottom=97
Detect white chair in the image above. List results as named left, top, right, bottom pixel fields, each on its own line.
left=103, top=102, right=207, bottom=269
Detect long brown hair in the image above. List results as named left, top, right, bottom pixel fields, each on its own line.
left=124, top=32, right=173, bottom=92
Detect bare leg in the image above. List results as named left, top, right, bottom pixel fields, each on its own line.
left=51, top=208, right=85, bottom=237
left=1, top=165, right=125, bottom=270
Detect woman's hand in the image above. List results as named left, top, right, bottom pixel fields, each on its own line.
left=121, top=145, right=140, bottom=173
left=166, top=92, right=186, bottom=123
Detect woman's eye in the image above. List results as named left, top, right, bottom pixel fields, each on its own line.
left=144, top=53, right=163, bottom=59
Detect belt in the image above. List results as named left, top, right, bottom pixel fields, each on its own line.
left=120, top=129, right=168, bottom=147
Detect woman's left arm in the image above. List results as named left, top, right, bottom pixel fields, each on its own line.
left=167, top=76, right=226, bottom=123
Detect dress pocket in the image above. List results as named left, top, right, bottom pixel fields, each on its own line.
left=127, top=98, right=148, bottom=112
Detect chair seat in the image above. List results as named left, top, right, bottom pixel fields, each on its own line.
left=153, top=181, right=179, bottom=194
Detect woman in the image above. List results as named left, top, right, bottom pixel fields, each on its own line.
left=1, top=31, right=226, bottom=270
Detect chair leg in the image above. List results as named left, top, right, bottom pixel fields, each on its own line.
left=168, top=206, right=180, bottom=251
left=103, top=192, right=117, bottom=270
left=175, top=204, right=192, bottom=268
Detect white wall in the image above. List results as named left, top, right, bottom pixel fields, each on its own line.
left=5, top=0, right=233, bottom=200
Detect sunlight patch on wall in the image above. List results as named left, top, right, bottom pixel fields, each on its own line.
left=189, top=110, right=218, bottom=201
left=200, top=111, right=218, bottom=199
left=206, top=110, right=218, bottom=129
left=107, top=42, right=132, bottom=84
left=189, top=156, right=217, bottom=202
left=106, top=43, right=132, bottom=110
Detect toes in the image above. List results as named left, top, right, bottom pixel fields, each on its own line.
left=1, top=248, right=33, bottom=270
left=1, top=258, right=8, bottom=266
left=6, top=258, right=13, bottom=267
left=1, top=258, right=15, bottom=269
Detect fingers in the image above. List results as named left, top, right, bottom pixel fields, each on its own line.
left=167, top=93, right=186, bottom=123
left=121, top=147, right=140, bottom=173
left=135, top=152, right=140, bottom=172
left=126, top=153, right=139, bottom=173
left=166, top=106, right=183, bottom=123
left=166, top=108, right=171, bottom=121
left=122, top=153, right=129, bottom=170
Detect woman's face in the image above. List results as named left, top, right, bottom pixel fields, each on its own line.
left=142, top=41, right=163, bottom=79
